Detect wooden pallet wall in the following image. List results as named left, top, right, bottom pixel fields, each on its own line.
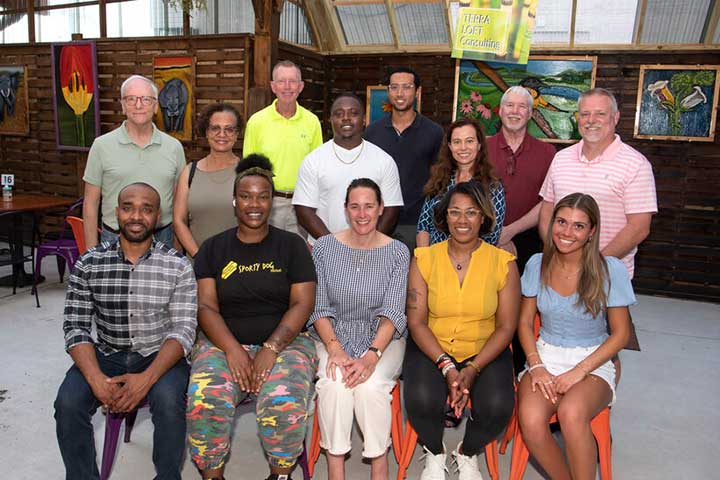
left=0, top=34, right=251, bottom=229
left=325, top=50, right=720, bottom=302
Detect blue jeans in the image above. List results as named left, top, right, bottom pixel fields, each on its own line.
left=101, top=223, right=174, bottom=248
left=54, top=348, right=190, bottom=480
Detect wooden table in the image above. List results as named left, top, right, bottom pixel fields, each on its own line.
left=0, top=194, right=76, bottom=288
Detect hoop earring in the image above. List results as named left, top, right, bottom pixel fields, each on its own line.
left=232, top=199, right=236, bottom=207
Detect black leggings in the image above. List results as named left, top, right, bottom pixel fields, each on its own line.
left=402, top=340, right=515, bottom=456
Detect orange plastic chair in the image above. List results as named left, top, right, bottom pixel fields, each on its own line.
left=508, top=407, right=612, bottom=480
left=508, top=313, right=613, bottom=479
left=307, top=380, right=403, bottom=478
left=66, top=216, right=89, bottom=254
left=397, top=398, right=500, bottom=480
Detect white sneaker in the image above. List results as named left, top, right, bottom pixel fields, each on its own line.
left=419, top=443, right=448, bottom=480
left=451, top=441, right=484, bottom=480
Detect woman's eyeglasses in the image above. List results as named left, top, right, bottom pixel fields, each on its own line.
left=447, top=208, right=481, bottom=220
left=208, top=125, right=239, bottom=135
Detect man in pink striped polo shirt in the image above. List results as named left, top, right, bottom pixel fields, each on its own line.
left=538, top=88, right=657, bottom=351
left=538, top=88, right=657, bottom=278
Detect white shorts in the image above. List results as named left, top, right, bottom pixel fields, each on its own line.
left=519, top=338, right=616, bottom=406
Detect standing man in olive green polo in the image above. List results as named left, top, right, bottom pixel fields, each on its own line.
left=82, top=75, right=186, bottom=249
left=242, top=60, right=323, bottom=237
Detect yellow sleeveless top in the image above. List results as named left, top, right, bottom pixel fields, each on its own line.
left=415, top=240, right=515, bottom=362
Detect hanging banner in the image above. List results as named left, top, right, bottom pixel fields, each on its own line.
left=451, top=0, right=537, bottom=65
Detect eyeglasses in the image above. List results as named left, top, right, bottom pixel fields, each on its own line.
left=388, top=83, right=415, bottom=92
left=208, top=125, right=239, bottom=135
left=447, top=208, right=481, bottom=220
left=272, top=79, right=301, bottom=87
left=122, top=95, right=156, bottom=106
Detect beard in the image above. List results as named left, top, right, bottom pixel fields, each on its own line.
left=120, top=222, right=154, bottom=243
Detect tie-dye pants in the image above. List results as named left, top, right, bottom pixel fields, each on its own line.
left=186, top=332, right=317, bottom=470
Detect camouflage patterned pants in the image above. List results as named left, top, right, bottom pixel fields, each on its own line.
left=186, top=332, right=317, bottom=470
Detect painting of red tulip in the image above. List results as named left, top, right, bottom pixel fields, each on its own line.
left=634, top=65, right=720, bottom=142
left=51, top=41, right=100, bottom=151
left=0, top=65, right=29, bottom=136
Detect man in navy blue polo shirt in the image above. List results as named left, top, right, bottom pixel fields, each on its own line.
left=365, top=67, right=444, bottom=252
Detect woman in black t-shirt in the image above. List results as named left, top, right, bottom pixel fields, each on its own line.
left=186, top=154, right=318, bottom=480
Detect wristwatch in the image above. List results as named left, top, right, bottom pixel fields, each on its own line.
left=367, top=346, right=382, bottom=359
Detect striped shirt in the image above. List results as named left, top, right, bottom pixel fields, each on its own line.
left=63, top=239, right=198, bottom=357
left=540, top=135, right=657, bottom=277
left=308, top=235, right=410, bottom=358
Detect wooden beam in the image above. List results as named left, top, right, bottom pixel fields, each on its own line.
left=633, top=0, right=648, bottom=45
left=249, top=0, right=282, bottom=115
left=569, top=0, right=577, bottom=47
left=304, top=0, right=340, bottom=52
left=704, top=0, right=720, bottom=44
left=99, top=0, right=107, bottom=38
left=384, top=0, right=402, bottom=49
left=323, top=0, right=348, bottom=52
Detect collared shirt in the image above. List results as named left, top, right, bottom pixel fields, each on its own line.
left=487, top=131, right=556, bottom=225
left=63, top=239, right=198, bottom=357
left=540, top=134, right=657, bottom=277
left=83, top=121, right=186, bottom=230
left=243, top=100, right=323, bottom=191
left=364, top=112, right=444, bottom=225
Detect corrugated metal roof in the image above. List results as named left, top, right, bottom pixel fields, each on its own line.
left=280, top=1, right=313, bottom=46
left=394, top=2, right=448, bottom=44
left=640, top=0, right=711, bottom=43
left=336, top=4, right=393, bottom=45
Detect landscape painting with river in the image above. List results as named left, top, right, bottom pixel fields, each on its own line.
left=453, top=56, right=597, bottom=143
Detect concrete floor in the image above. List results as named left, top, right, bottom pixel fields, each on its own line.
left=1, top=263, right=719, bottom=480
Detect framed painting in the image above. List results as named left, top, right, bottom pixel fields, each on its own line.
left=0, top=65, right=30, bottom=136
left=51, top=41, right=101, bottom=151
left=634, top=65, right=720, bottom=142
left=365, top=85, right=421, bottom=126
left=453, top=55, right=597, bottom=143
left=153, top=55, right=195, bottom=141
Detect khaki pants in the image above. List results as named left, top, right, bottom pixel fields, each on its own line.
left=270, top=196, right=306, bottom=239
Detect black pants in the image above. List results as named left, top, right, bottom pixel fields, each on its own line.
left=511, top=228, right=546, bottom=374
left=402, top=340, right=515, bottom=456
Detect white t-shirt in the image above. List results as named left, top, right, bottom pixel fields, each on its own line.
left=293, top=139, right=404, bottom=243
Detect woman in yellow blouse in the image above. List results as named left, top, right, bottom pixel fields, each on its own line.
left=405, top=181, right=520, bottom=480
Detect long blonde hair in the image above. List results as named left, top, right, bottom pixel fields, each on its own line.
left=541, top=193, right=608, bottom=317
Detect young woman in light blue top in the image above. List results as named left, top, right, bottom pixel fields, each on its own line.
left=517, top=193, right=635, bottom=480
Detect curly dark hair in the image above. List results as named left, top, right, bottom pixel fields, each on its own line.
left=233, top=153, right=274, bottom=196
left=196, top=102, right=243, bottom=137
left=423, top=118, right=497, bottom=198
left=432, top=181, right=496, bottom=238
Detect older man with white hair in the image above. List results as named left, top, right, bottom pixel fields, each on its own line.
left=83, top=74, right=186, bottom=249
left=488, top=86, right=556, bottom=268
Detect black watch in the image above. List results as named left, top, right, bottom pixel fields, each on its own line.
left=368, top=346, right=382, bottom=359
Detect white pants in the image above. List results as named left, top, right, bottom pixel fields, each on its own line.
left=315, top=338, right=405, bottom=458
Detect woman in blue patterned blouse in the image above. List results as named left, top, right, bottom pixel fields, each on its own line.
left=416, top=117, right=505, bottom=247
left=309, top=178, right=410, bottom=480
left=517, top=193, right=634, bottom=480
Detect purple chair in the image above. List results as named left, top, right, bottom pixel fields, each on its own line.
left=32, top=199, right=83, bottom=307
left=99, top=398, right=311, bottom=480
left=100, top=400, right=149, bottom=480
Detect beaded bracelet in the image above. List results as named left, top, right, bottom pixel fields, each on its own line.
left=466, top=362, right=481, bottom=375
left=435, top=353, right=452, bottom=366
left=262, top=342, right=280, bottom=354
left=526, top=352, right=540, bottom=360
left=441, top=363, right=457, bottom=377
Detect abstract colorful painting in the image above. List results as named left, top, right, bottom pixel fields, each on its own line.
left=51, top=41, right=100, bottom=151
left=153, top=56, right=194, bottom=141
left=634, top=65, right=720, bottom=142
left=453, top=56, right=597, bottom=143
left=0, top=65, right=29, bottom=136
left=365, top=85, right=421, bottom=126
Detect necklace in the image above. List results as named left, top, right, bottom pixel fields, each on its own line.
left=554, top=258, right=582, bottom=279
left=332, top=141, right=364, bottom=165
left=353, top=250, right=369, bottom=272
left=447, top=239, right=480, bottom=271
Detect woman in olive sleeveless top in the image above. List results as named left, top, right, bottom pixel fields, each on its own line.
left=174, top=103, right=242, bottom=257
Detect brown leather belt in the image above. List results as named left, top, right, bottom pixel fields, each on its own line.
left=273, top=191, right=294, bottom=199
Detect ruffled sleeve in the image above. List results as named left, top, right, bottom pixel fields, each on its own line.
left=521, top=253, right=543, bottom=297
left=605, top=256, right=637, bottom=308
left=307, top=236, right=337, bottom=328
left=494, top=245, right=516, bottom=291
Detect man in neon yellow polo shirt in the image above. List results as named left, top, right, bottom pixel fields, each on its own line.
left=243, top=60, right=323, bottom=237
